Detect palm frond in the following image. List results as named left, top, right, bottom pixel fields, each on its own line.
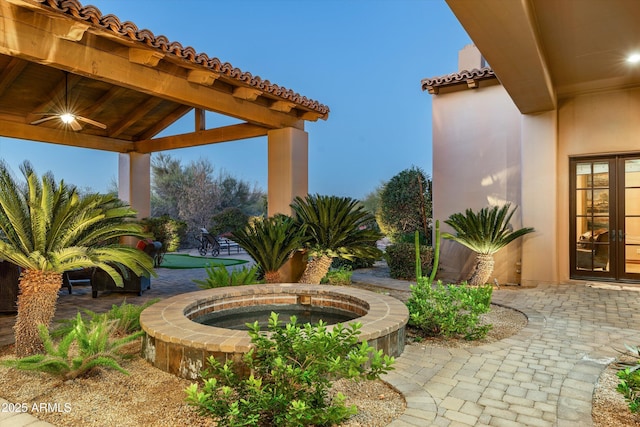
left=232, top=215, right=306, bottom=273
left=291, top=194, right=382, bottom=260
left=442, top=204, right=534, bottom=255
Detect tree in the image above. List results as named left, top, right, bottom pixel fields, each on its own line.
left=442, top=204, right=534, bottom=286
left=232, top=215, right=306, bottom=283
left=291, top=194, right=382, bottom=284
left=150, top=154, right=265, bottom=240
left=377, top=166, right=432, bottom=243
left=0, top=162, right=154, bottom=356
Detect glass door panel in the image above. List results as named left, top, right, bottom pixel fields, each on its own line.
left=623, top=159, right=640, bottom=279
left=573, top=161, right=612, bottom=275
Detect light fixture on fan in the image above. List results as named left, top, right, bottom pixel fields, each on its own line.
left=30, top=72, right=107, bottom=131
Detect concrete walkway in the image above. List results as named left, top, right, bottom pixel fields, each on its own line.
left=2, top=257, right=640, bottom=426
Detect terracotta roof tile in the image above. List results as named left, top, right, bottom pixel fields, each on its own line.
left=421, top=67, right=496, bottom=94
left=33, top=0, right=330, bottom=116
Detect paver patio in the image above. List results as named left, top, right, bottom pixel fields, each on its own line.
left=1, top=255, right=640, bottom=426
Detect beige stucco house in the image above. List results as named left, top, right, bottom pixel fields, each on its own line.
left=425, top=0, right=640, bottom=286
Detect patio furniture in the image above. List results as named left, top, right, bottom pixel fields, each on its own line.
left=62, top=268, right=94, bottom=294
left=90, top=239, right=161, bottom=298
left=576, top=229, right=609, bottom=270
left=0, top=260, right=20, bottom=313
left=196, top=228, right=240, bottom=256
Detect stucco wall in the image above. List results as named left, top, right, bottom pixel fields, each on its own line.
left=558, top=87, right=640, bottom=281
left=432, top=85, right=524, bottom=284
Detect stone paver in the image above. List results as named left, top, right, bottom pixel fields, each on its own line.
left=353, top=267, right=640, bottom=427
left=2, top=256, right=640, bottom=426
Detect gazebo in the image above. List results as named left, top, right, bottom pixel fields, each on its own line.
left=0, top=0, right=329, bottom=217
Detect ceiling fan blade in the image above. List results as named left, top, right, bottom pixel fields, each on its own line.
left=69, top=118, right=83, bottom=131
left=30, top=115, right=58, bottom=125
left=76, top=115, right=107, bottom=130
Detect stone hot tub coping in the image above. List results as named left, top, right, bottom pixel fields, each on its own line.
left=140, top=283, right=409, bottom=379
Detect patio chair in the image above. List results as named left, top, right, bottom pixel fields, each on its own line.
left=90, top=239, right=161, bottom=298
left=576, top=229, right=609, bottom=270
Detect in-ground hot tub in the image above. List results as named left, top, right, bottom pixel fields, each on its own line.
left=140, top=284, right=409, bottom=379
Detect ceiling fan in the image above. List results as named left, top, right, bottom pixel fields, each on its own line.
left=30, top=72, right=107, bottom=131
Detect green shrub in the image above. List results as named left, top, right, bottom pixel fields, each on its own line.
left=3, top=314, right=142, bottom=380
left=321, top=266, right=353, bottom=286
left=377, top=166, right=432, bottom=244
left=385, top=242, right=433, bottom=280
left=617, top=344, right=640, bottom=413
left=193, top=264, right=260, bottom=289
left=406, top=278, right=493, bottom=340
left=52, top=299, right=159, bottom=338
left=185, top=312, right=395, bottom=427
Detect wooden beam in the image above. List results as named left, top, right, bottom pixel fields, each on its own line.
left=0, top=57, right=27, bottom=97
left=270, top=101, right=296, bottom=113
left=108, top=97, right=164, bottom=138
left=195, top=108, right=206, bottom=131
left=232, top=87, right=262, bottom=101
left=0, top=119, right=133, bottom=152
left=129, top=48, right=164, bottom=67
left=300, top=111, right=323, bottom=122
left=134, top=123, right=268, bottom=153
left=50, top=18, right=89, bottom=41
left=135, top=104, right=192, bottom=140
left=187, top=70, right=218, bottom=86
left=0, top=5, right=304, bottom=130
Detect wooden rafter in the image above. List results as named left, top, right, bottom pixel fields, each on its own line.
left=134, top=105, right=193, bottom=141
left=108, top=97, right=164, bottom=138
left=0, top=58, right=27, bottom=98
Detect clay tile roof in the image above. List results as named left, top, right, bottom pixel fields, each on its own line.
left=33, top=0, right=330, bottom=116
left=421, top=67, right=496, bottom=94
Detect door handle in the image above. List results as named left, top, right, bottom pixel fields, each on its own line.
left=611, top=229, right=616, bottom=242
left=618, top=229, right=625, bottom=241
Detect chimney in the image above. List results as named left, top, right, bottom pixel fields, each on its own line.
left=458, top=44, right=486, bottom=72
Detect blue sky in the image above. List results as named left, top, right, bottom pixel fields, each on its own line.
left=0, top=0, right=471, bottom=199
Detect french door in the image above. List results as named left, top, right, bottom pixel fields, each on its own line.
left=570, top=155, right=640, bottom=282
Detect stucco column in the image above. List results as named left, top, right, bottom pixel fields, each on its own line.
left=267, top=127, right=308, bottom=216
left=520, top=111, right=558, bottom=285
left=118, top=152, right=151, bottom=219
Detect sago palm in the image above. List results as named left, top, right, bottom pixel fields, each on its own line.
left=232, top=215, right=306, bottom=283
left=291, top=194, right=382, bottom=284
left=442, top=204, right=534, bottom=286
left=0, top=162, right=154, bottom=356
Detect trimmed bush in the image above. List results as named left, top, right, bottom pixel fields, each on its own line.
left=321, top=266, right=353, bottom=286
left=185, top=313, right=394, bottom=426
left=385, top=242, right=433, bottom=280
left=406, top=278, right=493, bottom=340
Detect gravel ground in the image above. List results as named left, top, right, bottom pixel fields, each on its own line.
left=1, top=284, right=633, bottom=426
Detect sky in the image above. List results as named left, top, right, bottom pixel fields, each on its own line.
left=0, top=0, right=471, bottom=200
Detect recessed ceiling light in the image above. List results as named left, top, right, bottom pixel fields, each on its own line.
left=627, top=53, right=640, bottom=64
